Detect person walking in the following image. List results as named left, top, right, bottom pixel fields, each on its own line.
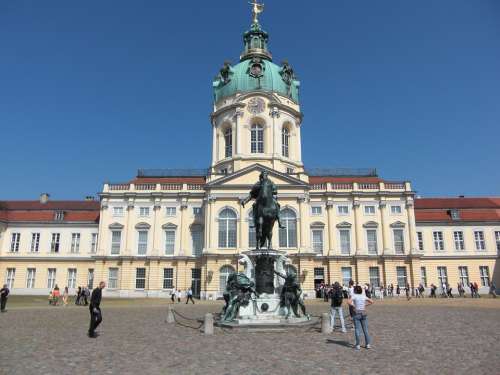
left=0, top=284, right=10, bottom=312
left=176, top=289, right=182, bottom=303
left=348, top=285, right=373, bottom=350
left=473, top=282, right=480, bottom=298
left=62, top=287, right=69, bottom=306
left=405, top=283, right=411, bottom=300
left=329, top=282, right=346, bottom=333
left=88, top=281, right=106, bottom=338
left=83, top=287, right=90, bottom=305
left=489, top=282, right=497, bottom=298
left=75, top=286, right=82, bottom=305
left=170, top=288, right=176, bottom=303
left=186, top=288, right=195, bottom=304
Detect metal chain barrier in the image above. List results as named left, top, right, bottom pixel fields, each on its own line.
left=171, top=309, right=205, bottom=330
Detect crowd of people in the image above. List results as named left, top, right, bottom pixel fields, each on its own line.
left=170, top=288, right=195, bottom=304
left=47, top=285, right=91, bottom=306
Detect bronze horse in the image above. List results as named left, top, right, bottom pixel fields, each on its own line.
left=242, top=172, right=283, bottom=250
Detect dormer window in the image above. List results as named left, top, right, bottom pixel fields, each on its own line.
left=54, top=211, right=64, bottom=221
left=450, top=209, right=460, bottom=220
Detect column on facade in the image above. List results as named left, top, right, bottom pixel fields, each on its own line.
left=124, top=198, right=134, bottom=255
left=270, top=106, right=279, bottom=160
left=205, top=195, right=215, bottom=251
left=211, top=122, right=217, bottom=166
left=298, top=195, right=307, bottom=250
left=238, top=197, right=244, bottom=251
left=295, top=120, right=302, bottom=163
left=353, top=199, right=364, bottom=255
left=234, top=109, right=243, bottom=156
left=97, top=199, right=108, bottom=254
left=380, top=200, right=391, bottom=255
left=406, top=200, right=417, bottom=254
left=152, top=198, right=161, bottom=256
left=326, top=200, right=335, bottom=255
left=178, top=198, right=187, bottom=255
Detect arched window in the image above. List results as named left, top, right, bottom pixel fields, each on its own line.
left=248, top=211, right=256, bottom=249
left=218, top=208, right=237, bottom=248
left=282, top=127, right=290, bottom=157
left=251, top=124, right=264, bottom=153
left=219, top=265, right=235, bottom=292
left=224, top=128, right=232, bottom=158
left=191, top=225, right=203, bottom=257
left=279, top=208, right=297, bottom=248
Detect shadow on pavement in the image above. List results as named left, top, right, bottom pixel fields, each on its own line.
left=326, top=338, right=352, bottom=348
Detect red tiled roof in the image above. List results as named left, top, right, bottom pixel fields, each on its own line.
left=309, top=176, right=383, bottom=184
left=415, top=197, right=500, bottom=223
left=131, top=177, right=206, bottom=184
left=0, top=200, right=100, bottom=223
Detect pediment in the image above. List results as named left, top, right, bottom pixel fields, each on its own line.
left=207, top=164, right=307, bottom=188
left=336, top=221, right=352, bottom=228
left=390, top=221, right=406, bottom=228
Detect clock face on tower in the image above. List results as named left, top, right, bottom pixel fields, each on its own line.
left=247, top=97, right=265, bottom=115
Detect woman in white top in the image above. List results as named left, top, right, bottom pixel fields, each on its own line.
left=348, top=285, right=374, bottom=350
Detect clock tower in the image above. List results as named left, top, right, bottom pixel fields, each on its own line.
left=209, top=7, right=305, bottom=180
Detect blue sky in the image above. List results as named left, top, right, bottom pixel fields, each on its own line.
left=1, top=0, right=499, bottom=199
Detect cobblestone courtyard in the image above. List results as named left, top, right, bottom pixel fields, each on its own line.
left=0, top=297, right=499, bottom=375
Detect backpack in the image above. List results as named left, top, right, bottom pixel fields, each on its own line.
left=331, top=288, right=343, bottom=307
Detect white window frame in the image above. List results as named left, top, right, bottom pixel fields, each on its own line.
left=369, top=267, right=380, bottom=287
left=10, top=233, right=21, bottom=252
left=108, top=268, right=119, bottom=289
left=165, top=206, right=177, bottom=217
left=112, top=206, right=124, bottom=217
left=163, top=268, right=174, bottom=289
left=139, top=207, right=150, bottom=217
left=337, top=205, right=350, bottom=215
left=26, top=268, right=36, bottom=288
left=458, top=266, right=469, bottom=286
left=278, top=209, right=297, bottom=249
left=30, top=233, right=40, bottom=253
left=47, top=268, right=56, bottom=289
left=51, top=233, right=61, bottom=253
left=311, top=227, right=324, bottom=253
left=433, top=231, right=444, bottom=251
left=396, top=266, right=407, bottom=287
left=90, top=233, right=98, bottom=253
left=390, top=205, right=402, bottom=215
left=495, top=231, right=500, bottom=253
left=339, top=229, right=351, bottom=255
left=193, top=207, right=203, bottom=216
left=165, top=228, right=176, bottom=255
left=191, top=225, right=203, bottom=257
left=87, top=268, right=94, bottom=289
left=474, top=230, right=486, bottom=251
left=218, top=208, right=238, bottom=248
left=67, top=268, right=77, bottom=289
left=364, top=205, right=376, bottom=215
left=250, top=124, right=264, bottom=154
left=479, top=266, right=490, bottom=287
left=393, top=229, right=405, bottom=254
left=224, top=127, right=233, bottom=158
left=311, top=206, right=322, bottom=215
left=6, top=268, right=15, bottom=289
left=453, top=231, right=465, bottom=251
left=417, top=231, right=424, bottom=251
left=420, top=266, right=427, bottom=287
left=111, top=230, right=121, bottom=255
left=281, top=127, right=289, bottom=157
left=137, top=230, right=148, bottom=255
left=70, top=233, right=81, bottom=253
left=341, top=267, right=352, bottom=286
left=135, top=268, right=146, bottom=289
left=437, top=266, right=448, bottom=287
left=366, top=229, right=378, bottom=255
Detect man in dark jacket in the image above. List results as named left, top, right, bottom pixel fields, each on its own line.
left=0, top=284, right=10, bottom=312
left=330, top=282, right=346, bottom=333
left=88, top=281, right=105, bottom=338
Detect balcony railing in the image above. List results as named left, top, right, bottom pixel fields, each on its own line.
left=109, top=184, right=130, bottom=191
left=310, top=183, right=327, bottom=190
left=161, top=183, right=183, bottom=190
left=187, top=184, right=204, bottom=190
left=331, top=183, right=352, bottom=190
left=136, top=184, right=157, bottom=191
left=358, top=183, right=378, bottom=190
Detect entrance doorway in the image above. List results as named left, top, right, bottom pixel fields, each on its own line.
left=191, top=268, right=201, bottom=298
left=314, top=267, right=325, bottom=298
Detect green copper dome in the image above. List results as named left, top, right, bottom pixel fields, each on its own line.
left=213, top=22, right=300, bottom=104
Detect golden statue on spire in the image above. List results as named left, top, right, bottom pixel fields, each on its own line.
left=249, top=0, right=264, bottom=24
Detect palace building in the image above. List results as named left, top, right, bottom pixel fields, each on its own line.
left=0, top=10, right=498, bottom=298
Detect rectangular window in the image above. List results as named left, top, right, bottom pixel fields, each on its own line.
left=369, top=267, right=380, bottom=287
left=113, top=206, right=124, bottom=217
left=366, top=229, right=378, bottom=255
left=337, top=205, right=349, bottom=215
left=165, top=229, right=175, bottom=255
left=193, top=207, right=202, bottom=216
left=314, top=267, right=324, bottom=280
left=311, top=206, right=322, bottom=215
left=10, top=233, right=20, bottom=252
left=458, top=266, right=469, bottom=286
left=251, top=125, right=264, bottom=153
left=163, top=268, right=174, bottom=289
left=479, top=266, right=490, bottom=287
left=474, top=231, right=485, bottom=250
left=393, top=229, right=405, bottom=254
left=453, top=231, right=464, bottom=251
left=108, top=268, right=119, bottom=289
left=311, top=229, right=323, bottom=253
left=437, top=266, right=448, bottom=287
left=30, top=233, right=40, bottom=252
left=135, top=268, right=146, bottom=289
left=339, top=229, right=351, bottom=255
left=71, top=233, right=81, bottom=253
left=26, top=268, right=36, bottom=288
left=6, top=268, right=15, bottom=289
left=191, top=228, right=203, bottom=257
left=433, top=231, right=444, bottom=251
left=420, top=266, right=427, bottom=287
left=137, top=231, right=148, bottom=255
left=417, top=232, right=424, bottom=251
left=90, top=233, right=98, bottom=253
left=341, top=267, right=352, bottom=286
left=67, top=268, right=77, bottom=289
left=139, top=207, right=150, bottom=217
left=51, top=233, right=61, bottom=253
left=47, top=268, right=56, bottom=289
left=54, top=211, right=64, bottom=221
left=390, top=205, right=402, bottom=214
left=364, top=205, right=376, bottom=214
left=166, top=207, right=176, bottom=216
left=396, top=266, right=407, bottom=287
left=87, top=269, right=94, bottom=289
left=495, top=231, right=500, bottom=253
left=286, top=168, right=294, bottom=174
left=111, top=231, right=121, bottom=254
